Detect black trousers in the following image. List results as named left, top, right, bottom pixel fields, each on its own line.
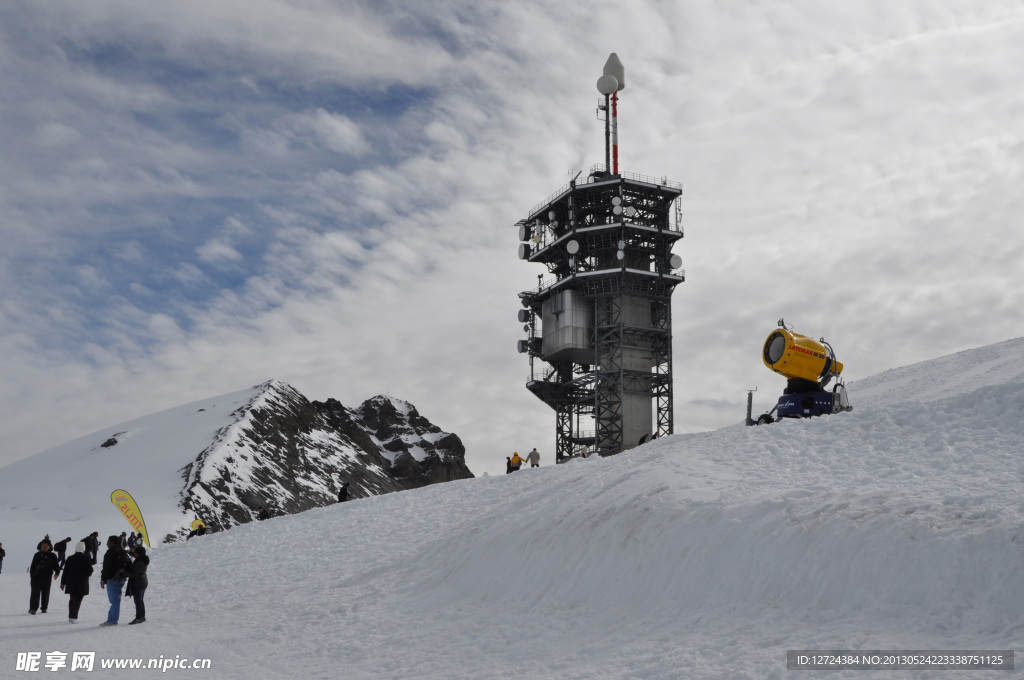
left=29, top=578, right=53, bottom=612
left=68, top=593, right=85, bottom=619
left=132, top=585, right=147, bottom=620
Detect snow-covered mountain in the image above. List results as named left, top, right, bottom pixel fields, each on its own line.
left=1, top=338, right=1022, bottom=679
left=0, top=379, right=472, bottom=552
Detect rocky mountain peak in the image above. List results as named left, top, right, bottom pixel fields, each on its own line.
left=174, top=380, right=472, bottom=541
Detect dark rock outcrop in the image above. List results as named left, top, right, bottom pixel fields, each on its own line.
left=173, top=380, right=472, bottom=541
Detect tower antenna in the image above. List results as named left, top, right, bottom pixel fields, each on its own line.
left=597, top=53, right=625, bottom=174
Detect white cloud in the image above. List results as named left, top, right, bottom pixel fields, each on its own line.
left=197, top=240, right=244, bottom=264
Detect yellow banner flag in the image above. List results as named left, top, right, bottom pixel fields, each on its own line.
left=110, top=489, right=151, bottom=548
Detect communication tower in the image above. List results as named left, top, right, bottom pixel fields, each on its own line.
left=516, top=54, right=685, bottom=461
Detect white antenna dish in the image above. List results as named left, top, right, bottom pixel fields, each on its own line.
left=670, top=254, right=683, bottom=269
left=566, top=239, right=580, bottom=255
left=603, top=53, right=625, bottom=91
left=596, top=74, right=618, bottom=95
left=519, top=243, right=531, bottom=260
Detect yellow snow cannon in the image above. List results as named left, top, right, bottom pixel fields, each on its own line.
left=762, top=328, right=843, bottom=384
left=750, top=319, right=851, bottom=425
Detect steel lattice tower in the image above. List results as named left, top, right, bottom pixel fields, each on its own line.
left=516, top=58, right=685, bottom=461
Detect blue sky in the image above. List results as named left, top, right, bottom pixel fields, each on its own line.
left=2, top=0, right=1023, bottom=476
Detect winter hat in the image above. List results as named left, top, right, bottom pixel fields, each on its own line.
left=75, top=541, right=87, bottom=553
left=134, top=546, right=147, bottom=557
left=108, top=535, right=121, bottom=544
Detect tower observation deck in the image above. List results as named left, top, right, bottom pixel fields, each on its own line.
left=516, top=58, right=685, bottom=462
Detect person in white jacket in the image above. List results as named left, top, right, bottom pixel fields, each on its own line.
left=525, top=448, right=541, bottom=468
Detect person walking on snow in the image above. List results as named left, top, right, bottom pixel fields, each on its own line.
left=510, top=452, right=524, bottom=471
left=99, top=535, right=131, bottom=626
left=54, top=537, right=72, bottom=570
left=125, top=545, right=149, bottom=625
left=60, top=541, right=93, bottom=623
left=525, top=448, right=541, bottom=468
left=28, top=539, right=61, bottom=614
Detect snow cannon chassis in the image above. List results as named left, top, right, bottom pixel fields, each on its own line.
left=752, top=380, right=852, bottom=425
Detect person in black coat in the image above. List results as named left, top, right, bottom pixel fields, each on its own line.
left=28, top=540, right=61, bottom=614
left=337, top=482, right=350, bottom=503
left=99, top=536, right=130, bottom=625
left=82, top=532, right=100, bottom=565
left=60, top=541, right=93, bottom=623
left=125, top=546, right=150, bottom=624
left=54, top=537, right=72, bottom=570
left=0, top=541, right=5, bottom=574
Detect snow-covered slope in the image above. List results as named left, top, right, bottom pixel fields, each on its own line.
left=0, top=380, right=471, bottom=563
left=1, top=338, right=1022, bottom=679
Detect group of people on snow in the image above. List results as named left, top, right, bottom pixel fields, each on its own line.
left=26, top=532, right=149, bottom=626
left=506, top=448, right=541, bottom=473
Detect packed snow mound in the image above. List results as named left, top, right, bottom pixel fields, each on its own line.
left=847, top=335, right=1024, bottom=407
left=1, top=338, right=1021, bottom=679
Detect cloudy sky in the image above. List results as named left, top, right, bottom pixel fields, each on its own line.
left=2, top=0, right=1022, bottom=476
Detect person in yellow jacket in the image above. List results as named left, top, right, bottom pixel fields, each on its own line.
left=510, top=452, right=524, bottom=471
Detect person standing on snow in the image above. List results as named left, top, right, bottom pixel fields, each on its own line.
left=0, top=541, right=6, bottom=574
left=510, top=452, right=524, bottom=471
left=505, top=457, right=513, bottom=474
left=127, top=532, right=137, bottom=551
left=99, top=535, right=131, bottom=626
left=83, top=532, right=100, bottom=565
left=28, top=539, right=61, bottom=615
left=337, top=482, right=350, bottom=503
left=525, top=448, right=541, bottom=468
left=53, top=537, right=72, bottom=569
left=125, top=545, right=149, bottom=625
left=60, top=541, right=93, bottom=623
